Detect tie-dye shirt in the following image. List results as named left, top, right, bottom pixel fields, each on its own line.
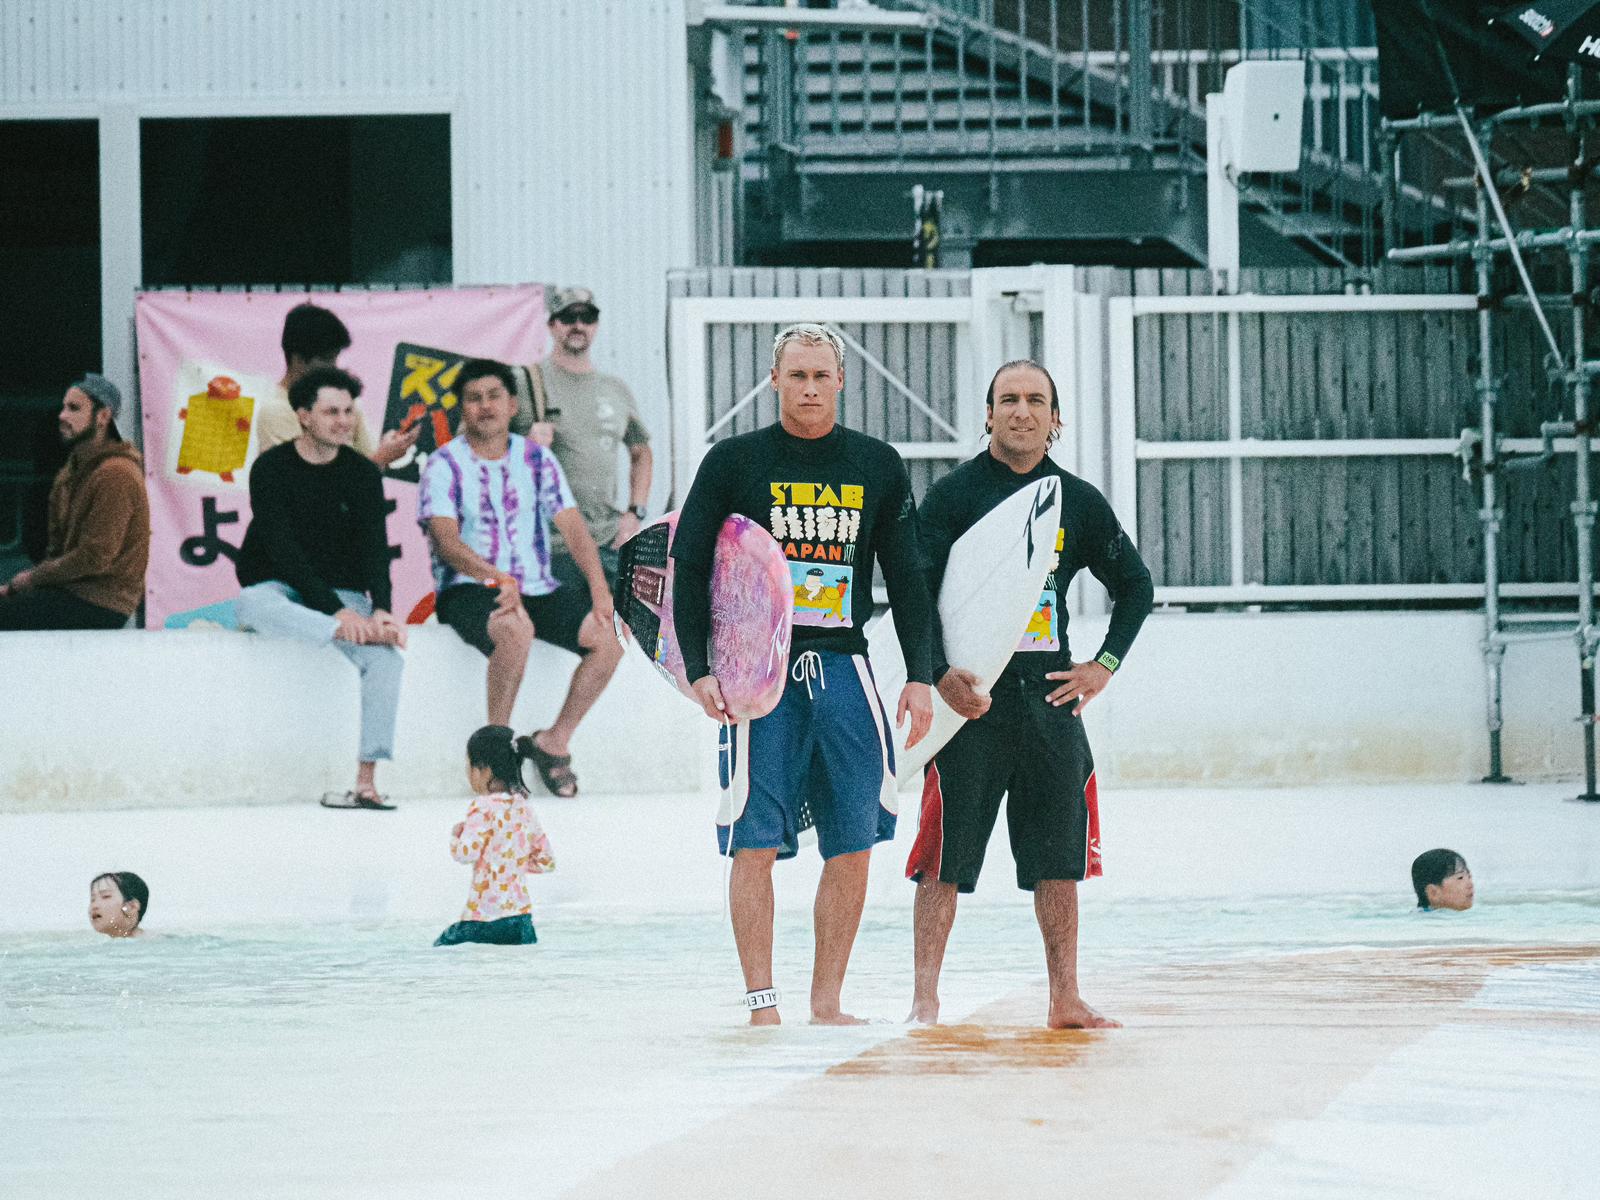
left=449, top=791, right=556, bottom=922
left=418, top=434, right=576, bottom=596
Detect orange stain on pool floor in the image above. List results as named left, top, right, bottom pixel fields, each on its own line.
left=565, top=943, right=1600, bottom=1199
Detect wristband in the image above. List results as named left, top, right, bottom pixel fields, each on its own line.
left=628, top=504, right=648, bottom=520
left=1095, top=650, right=1121, bottom=673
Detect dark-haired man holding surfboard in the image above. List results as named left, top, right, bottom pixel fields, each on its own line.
left=673, top=323, right=935, bottom=1027
left=906, top=359, right=1153, bottom=1030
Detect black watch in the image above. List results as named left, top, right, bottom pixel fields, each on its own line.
left=628, top=504, right=648, bottom=520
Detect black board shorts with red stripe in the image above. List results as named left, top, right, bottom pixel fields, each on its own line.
left=906, top=673, right=1103, bottom=893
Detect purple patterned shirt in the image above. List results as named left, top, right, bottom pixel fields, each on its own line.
left=418, top=434, right=576, bottom=596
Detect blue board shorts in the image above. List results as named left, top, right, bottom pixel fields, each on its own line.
left=716, top=649, right=897, bottom=860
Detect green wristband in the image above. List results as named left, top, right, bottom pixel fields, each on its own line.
left=1095, top=651, right=1121, bottom=673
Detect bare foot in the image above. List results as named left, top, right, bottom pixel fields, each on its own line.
left=748, top=1008, right=781, bottom=1027
left=907, top=999, right=939, bottom=1025
left=1047, top=997, right=1120, bottom=1029
left=810, top=1011, right=870, bottom=1026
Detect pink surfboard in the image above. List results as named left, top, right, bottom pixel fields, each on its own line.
left=613, top=511, right=793, bottom=720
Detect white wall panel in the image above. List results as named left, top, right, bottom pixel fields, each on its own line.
left=1, top=0, right=695, bottom=501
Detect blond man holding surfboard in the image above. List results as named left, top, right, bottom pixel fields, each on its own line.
left=905, top=359, right=1153, bottom=1029
left=672, top=323, right=935, bottom=1026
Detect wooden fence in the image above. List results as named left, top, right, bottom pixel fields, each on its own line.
left=1107, top=266, right=1588, bottom=595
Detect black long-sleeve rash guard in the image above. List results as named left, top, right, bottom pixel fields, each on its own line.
left=670, top=422, right=934, bottom=685
left=920, top=450, right=1154, bottom=684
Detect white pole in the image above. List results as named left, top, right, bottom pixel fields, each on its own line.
left=99, top=105, right=142, bottom=441
left=1206, top=93, right=1240, bottom=294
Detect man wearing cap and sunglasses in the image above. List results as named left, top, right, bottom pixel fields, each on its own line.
left=513, top=287, right=653, bottom=594
left=0, top=374, right=150, bottom=630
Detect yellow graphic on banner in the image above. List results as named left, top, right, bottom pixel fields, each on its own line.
left=176, top=375, right=256, bottom=483
left=400, top=354, right=463, bottom=410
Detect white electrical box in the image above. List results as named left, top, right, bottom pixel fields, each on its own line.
left=1222, top=59, right=1305, bottom=173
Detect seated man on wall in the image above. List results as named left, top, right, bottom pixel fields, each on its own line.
left=235, top=366, right=407, bottom=811
left=420, top=359, right=621, bottom=798
left=254, top=302, right=418, bottom=468
left=0, top=375, right=150, bottom=630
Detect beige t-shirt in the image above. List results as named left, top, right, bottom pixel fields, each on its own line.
left=255, top=383, right=378, bottom=457
left=537, top=362, right=649, bottom=551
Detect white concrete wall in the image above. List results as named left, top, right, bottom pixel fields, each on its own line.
left=1079, top=611, right=1576, bottom=786
left=0, top=626, right=712, bottom=813
left=0, top=612, right=1580, bottom=813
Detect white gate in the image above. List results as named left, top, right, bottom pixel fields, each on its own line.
left=665, top=266, right=1109, bottom=606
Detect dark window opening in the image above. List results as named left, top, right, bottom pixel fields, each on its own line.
left=0, top=120, right=100, bottom=573
left=141, top=114, right=452, bottom=288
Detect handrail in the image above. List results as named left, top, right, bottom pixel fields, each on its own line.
left=744, top=0, right=1443, bottom=268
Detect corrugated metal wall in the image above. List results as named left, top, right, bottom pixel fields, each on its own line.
left=1, top=0, right=695, bottom=504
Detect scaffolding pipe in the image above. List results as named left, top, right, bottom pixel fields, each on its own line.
left=1473, top=151, right=1511, bottom=783
left=1389, top=226, right=1600, bottom=264
left=1382, top=99, right=1600, bottom=132
left=1442, top=165, right=1586, bottom=189
left=1381, top=68, right=1600, bottom=799
left=1486, top=98, right=1600, bottom=126
left=1570, top=69, right=1600, bottom=802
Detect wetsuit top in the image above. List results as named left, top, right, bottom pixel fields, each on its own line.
left=920, top=449, right=1153, bottom=684
left=671, top=422, right=934, bottom=685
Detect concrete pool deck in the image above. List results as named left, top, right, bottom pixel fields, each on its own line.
left=568, top=943, right=1600, bottom=1199
left=4, top=782, right=1599, bottom=1198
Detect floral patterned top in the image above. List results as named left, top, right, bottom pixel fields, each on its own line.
left=449, top=791, right=556, bottom=922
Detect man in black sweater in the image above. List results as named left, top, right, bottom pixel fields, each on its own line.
left=672, top=323, right=935, bottom=1026
left=235, top=366, right=406, bottom=810
left=905, top=359, right=1153, bottom=1030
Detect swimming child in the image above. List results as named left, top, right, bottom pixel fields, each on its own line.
left=89, top=871, right=149, bottom=938
left=1411, top=848, right=1473, bottom=911
left=434, top=725, right=556, bottom=947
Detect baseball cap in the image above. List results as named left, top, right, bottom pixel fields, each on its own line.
left=72, top=373, right=123, bottom=419
left=548, top=286, right=599, bottom=319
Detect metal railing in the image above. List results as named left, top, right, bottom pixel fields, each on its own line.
left=740, top=0, right=1467, bottom=267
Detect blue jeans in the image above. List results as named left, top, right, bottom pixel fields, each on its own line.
left=235, top=582, right=403, bottom=762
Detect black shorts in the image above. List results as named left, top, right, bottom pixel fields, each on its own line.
left=550, top=545, right=619, bottom=593
left=905, top=675, right=1102, bottom=893
left=436, top=581, right=591, bottom=657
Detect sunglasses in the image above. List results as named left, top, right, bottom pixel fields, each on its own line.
left=555, top=309, right=599, bottom=326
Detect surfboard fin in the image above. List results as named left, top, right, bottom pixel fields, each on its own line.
left=614, top=519, right=672, bottom=648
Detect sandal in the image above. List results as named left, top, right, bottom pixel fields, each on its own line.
left=320, top=789, right=397, bottom=811
left=516, top=732, right=579, bottom=798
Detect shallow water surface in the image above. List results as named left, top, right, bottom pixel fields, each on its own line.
left=4, top=888, right=1597, bottom=1198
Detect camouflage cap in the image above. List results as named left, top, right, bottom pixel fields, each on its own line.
left=547, top=286, right=599, bottom=319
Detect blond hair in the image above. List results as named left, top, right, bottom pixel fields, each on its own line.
left=771, top=323, right=845, bottom=374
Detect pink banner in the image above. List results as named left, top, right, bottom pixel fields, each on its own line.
left=135, top=286, right=546, bottom=628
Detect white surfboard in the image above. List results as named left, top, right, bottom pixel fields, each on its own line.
left=867, top=474, right=1063, bottom=785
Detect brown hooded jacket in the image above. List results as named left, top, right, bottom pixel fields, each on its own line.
left=28, top=439, right=151, bottom=616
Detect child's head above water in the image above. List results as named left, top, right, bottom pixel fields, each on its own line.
left=1411, top=849, right=1473, bottom=911
left=466, top=725, right=529, bottom=797
left=89, top=871, right=149, bottom=937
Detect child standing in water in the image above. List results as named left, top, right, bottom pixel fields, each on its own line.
left=434, top=725, right=556, bottom=947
